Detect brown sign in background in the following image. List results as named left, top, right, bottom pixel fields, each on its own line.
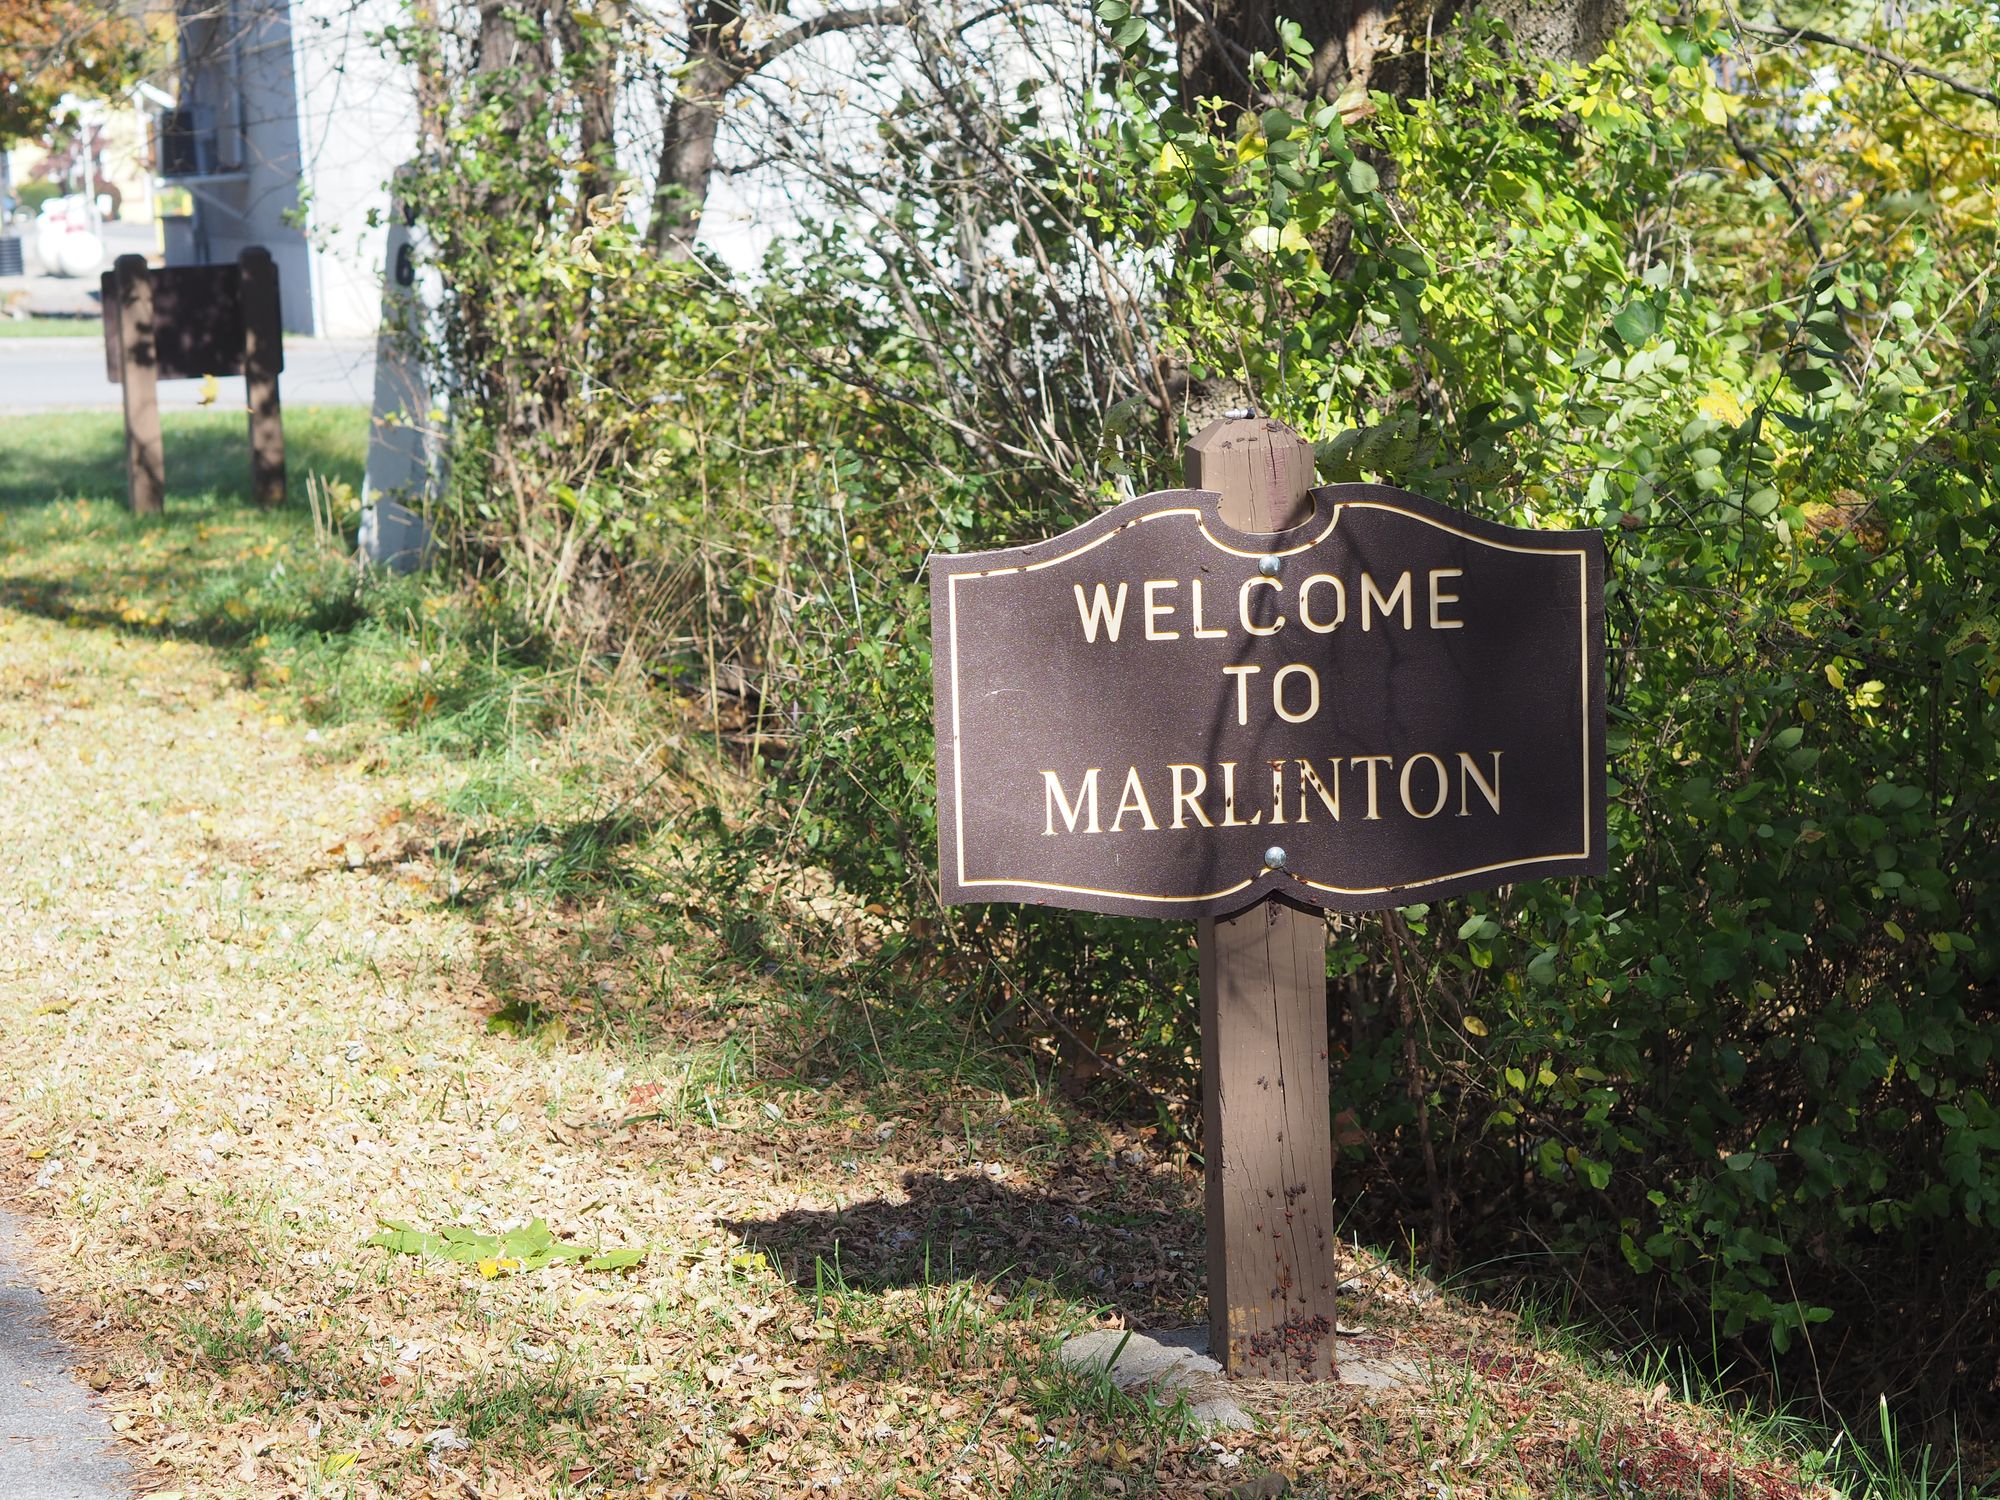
left=931, top=483, right=1604, bottom=918
left=102, top=263, right=283, bottom=382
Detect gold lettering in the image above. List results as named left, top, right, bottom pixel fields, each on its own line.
left=1295, top=759, right=1340, bottom=822
left=1073, top=582, right=1128, bottom=643
left=1361, top=571, right=1412, bottom=631
left=1143, top=579, right=1180, bottom=640
left=1239, top=575, right=1284, bottom=636
left=1428, top=568, right=1464, bottom=629
left=1457, top=750, right=1503, bottom=815
left=1110, top=766, right=1159, bottom=831
left=1042, top=768, right=1101, bottom=834
left=1223, top=664, right=1260, bottom=726
left=1268, top=759, right=1287, bottom=825
left=1190, top=578, right=1228, bottom=639
left=1219, top=761, right=1261, bottom=826
left=1399, top=753, right=1449, bottom=818
left=1298, top=573, right=1346, bottom=633
left=1351, top=754, right=1392, bottom=819
left=1169, top=764, right=1213, bottom=828
left=1272, top=664, right=1320, bottom=724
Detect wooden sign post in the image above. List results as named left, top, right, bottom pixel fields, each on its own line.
left=928, top=414, right=1605, bottom=1382
left=1189, top=418, right=1338, bottom=1379
left=102, top=247, right=287, bottom=511
left=110, top=254, right=164, bottom=516
left=239, top=246, right=287, bottom=507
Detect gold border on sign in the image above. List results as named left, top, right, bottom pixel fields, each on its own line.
left=945, top=499, right=1593, bottom=904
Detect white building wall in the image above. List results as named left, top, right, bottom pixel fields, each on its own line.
left=291, top=0, right=414, bottom=336
left=174, top=0, right=411, bottom=337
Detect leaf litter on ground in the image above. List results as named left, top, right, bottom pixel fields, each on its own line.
left=0, top=474, right=1860, bottom=1499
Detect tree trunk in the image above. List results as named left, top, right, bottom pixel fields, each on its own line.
left=1177, top=0, right=1391, bottom=114
left=560, top=4, right=621, bottom=226
left=1177, top=0, right=1626, bottom=114
left=649, top=0, right=744, bottom=259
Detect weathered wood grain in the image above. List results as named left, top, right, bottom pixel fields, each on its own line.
left=239, top=246, right=286, bottom=508
left=1188, top=415, right=1338, bottom=1381
left=111, top=255, right=164, bottom=516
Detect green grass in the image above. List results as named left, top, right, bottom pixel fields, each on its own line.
left=0, top=407, right=567, bottom=759
left=1, top=410, right=1983, bottom=1499
left=0, top=316, right=102, bottom=338
left=0, top=406, right=366, bottom=510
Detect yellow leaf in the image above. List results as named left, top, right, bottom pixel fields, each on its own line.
left=1696, top=384, right=1745, bottom=425
left=1699, top=92, right=1728, bottom=125
left=1277, top=220, right=1311, bottom=254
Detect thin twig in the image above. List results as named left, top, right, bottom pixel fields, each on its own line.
left=1736, top=18, right=2000, bottom=110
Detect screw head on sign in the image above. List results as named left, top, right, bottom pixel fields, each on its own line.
left=1258, top=554, right=1283, bottom=577
left=1264, top=846, right=1288, bottom=871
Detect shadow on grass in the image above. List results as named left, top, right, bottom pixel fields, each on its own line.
left=0, top=406, right=367, bottom=510
left=0, top=564, right=369, bottom=650
left=441, top=807, right=669, bottom=909
left=725, top=1169, right=1206, bottom=1325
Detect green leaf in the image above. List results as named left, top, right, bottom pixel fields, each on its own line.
left=586, top=1248, right=647, bottom=1271
left=1610, top=301, right=1657, bottom=346
left=1344, top=159, right=1379, bottom=196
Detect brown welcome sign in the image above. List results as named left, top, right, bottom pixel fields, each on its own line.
left=928, top=417, right=1606, bottom=1385
left=931, top=482, right=1605, bottom=918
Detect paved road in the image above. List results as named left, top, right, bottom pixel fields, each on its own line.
left=0, top=335, right=375, bottom=413
left=0, top=1210, right=135, bottom=1498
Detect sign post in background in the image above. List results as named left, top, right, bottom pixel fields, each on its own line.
left=929, top=414, right=1604, bottom=1380
left=110, top=254, right=163, bottom=516
left=239, top=245, right=287, bottom=508
left=102, top=248, right=288, bottom=512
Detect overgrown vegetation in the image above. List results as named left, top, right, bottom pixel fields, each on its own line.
left=0, top=410, right=1978, bottom=1495
left=373, top=0, right=2000, bottom=1444
left=14, top=0, right=2000, bottom=1478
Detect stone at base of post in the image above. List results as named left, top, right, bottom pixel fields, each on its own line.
left=112, top=254, right=164, bottom=515
left=239, top=246, right=286, bottom=507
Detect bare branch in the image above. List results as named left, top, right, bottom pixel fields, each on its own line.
left=1736, top=18, right=2000, bottom=111
left=1726, top=119, right=1822, bottom=257
left=750, top=3, right=910, bottom=69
